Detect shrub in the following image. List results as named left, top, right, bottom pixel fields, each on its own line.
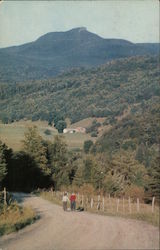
left=83, top=140, right=93, bottom=153
left=44, top=129, right=51, bottom=135
left=79, top=183, right=95, bottom=196
left=91, top=132, right=98, bottom=137
left=124, top=185, right=145, bottom=202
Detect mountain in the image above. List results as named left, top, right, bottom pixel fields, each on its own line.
left=0, top=55, right=159, bottom=125
left=0, top=27, right=159, bottom=82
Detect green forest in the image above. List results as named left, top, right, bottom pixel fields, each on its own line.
left=0, top=55, right=159, bottom=203
left=0, top=56, right=159, bottom=125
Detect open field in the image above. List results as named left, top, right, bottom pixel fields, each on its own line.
left=0, top=121, right=92, bottom=151
left=69, top=117, right=106, bottom=129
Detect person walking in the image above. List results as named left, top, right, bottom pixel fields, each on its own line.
left=62, top=192, right=69, bottom=211
left=70, top=192, right=76, bottom=211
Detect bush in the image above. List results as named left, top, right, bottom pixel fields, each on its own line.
left=91, top=132, right=98, bottom=137
left=124, top=185, right=145, bottom=202
left=55, top=120, right=67, bottom=133
left=0, top=191, right=13, bottom=210
left=83, top=140, right=93, bottom=153
left=79, top=184, right=95, bottom=196
left=44, top=129, right=51, bottom=135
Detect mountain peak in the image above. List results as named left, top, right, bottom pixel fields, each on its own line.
left=69, top=27, right=87, bottom=32
left=70, top=27, right=87, bottom=32
left=0, top=28, right=159, bottom=82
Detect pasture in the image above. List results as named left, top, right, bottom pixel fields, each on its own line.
left=0, top=120, right=92, bottom=151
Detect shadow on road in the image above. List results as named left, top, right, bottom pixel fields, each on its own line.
left=12, top=192, right=33, bottom=204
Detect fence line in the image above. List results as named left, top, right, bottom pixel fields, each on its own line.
left=45, top=188, right=157, bottom=216
left=137, top=198, right=140, bottom=213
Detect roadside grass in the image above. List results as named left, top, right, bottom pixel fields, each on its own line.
left=40, top=191, right=62, bottom=207
left=0, top=202, right=37, bottom=236
left=39, top=191, right=159, bottom=227
left=87, top=208, right=159, bottom=227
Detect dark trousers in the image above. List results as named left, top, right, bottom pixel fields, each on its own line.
left=63, top=201, right=67, bottom=211
left=71, top=201, right=76, bottom=211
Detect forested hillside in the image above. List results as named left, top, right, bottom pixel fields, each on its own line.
left=0, top=54, right=159, bottom=198
left=0, top=28, right=159, bottom=82
left=0, top=56, right=159, bottom=125
left=94, top=100, right=160, bottom=155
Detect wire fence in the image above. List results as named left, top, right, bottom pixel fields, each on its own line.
left=43, top=188, right=158, bottom=217
left=1, top=187, right=159, bottom=225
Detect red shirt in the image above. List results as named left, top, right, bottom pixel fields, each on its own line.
left=70, top=194, right=76, bottom=201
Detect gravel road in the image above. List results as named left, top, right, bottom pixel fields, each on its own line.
left=0, top=193, right=159, bottom=250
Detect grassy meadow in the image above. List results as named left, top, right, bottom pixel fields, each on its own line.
left=0, top=120, right=92, bottom=151
left=69, top=117, right=105, bottom=128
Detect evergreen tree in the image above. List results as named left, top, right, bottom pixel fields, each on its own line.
left=84, top=140, right=93, bottom=154
left=55, top=120, right=67, bottom=133
left=135, top=144, right=144, bottom=163
left=73, top=159, right=84, bottom=187
left=23, top=126, right=50, bottom=176
left=110, top=150, right=147, bottom=191
left=83, top=156, right=93, bottom=182
left=49, top=135, right=69, bottom=188
left=0, top=140, right=7, bottom=187
left=91, top=160, right=105, bottom=190
left=149, top=143, right=160, bottom=198
left=103, top=172, right=124, bottom=195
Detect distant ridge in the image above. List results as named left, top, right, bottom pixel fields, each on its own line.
left=0, top=28, right=159, bottom=82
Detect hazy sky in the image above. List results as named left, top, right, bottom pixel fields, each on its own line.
left=0, top=0, right=159, bottom=48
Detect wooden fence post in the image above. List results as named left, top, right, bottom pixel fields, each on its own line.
left=102, top=197, right=105, bottom=211
left=116, top=198, right=120, bottom=213
left=97, top=195, right=100, bottom=211
left=91, top=198, right=93, bottom=208
left=51, top=187, right=54, bottom=197
left=4, top=187, right=7, bottom=206
left=82, top=195, right=84, bottom=207
left=109, top=194, right=111, bottom=210
left=123, top=197, right=125, bottom=214
left=86, top=197, right=89, bottom=210
left=128, top=196, right=131, bottom=214
left=137, top=198, right=140, bottom=213
left=152, top=197, right=155, bottom=213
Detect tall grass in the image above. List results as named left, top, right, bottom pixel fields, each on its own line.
left=0, top=202, right=37, bottom=236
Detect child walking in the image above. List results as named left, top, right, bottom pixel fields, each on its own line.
left=70, top=192, right=76, bottom=211
left=62, top=192, right=69, bottom=211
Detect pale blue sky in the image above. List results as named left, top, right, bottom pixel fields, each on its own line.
left=0, top=0, right=159, bottom=48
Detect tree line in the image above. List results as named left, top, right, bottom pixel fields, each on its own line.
left=0, top=126, right=159, bottom=201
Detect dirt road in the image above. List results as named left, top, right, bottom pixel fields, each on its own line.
left=0, top=193, right=159, bottom=250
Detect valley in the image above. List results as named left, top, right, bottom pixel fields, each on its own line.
left=0, top=120, right=92, bottom=151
